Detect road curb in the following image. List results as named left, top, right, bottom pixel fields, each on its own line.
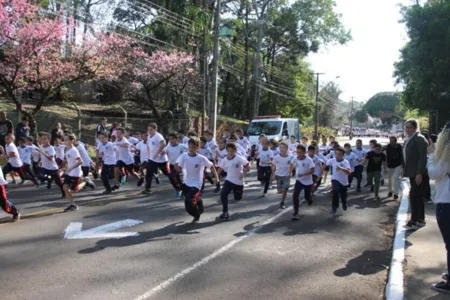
left=385, top=179, right=410, bottom=300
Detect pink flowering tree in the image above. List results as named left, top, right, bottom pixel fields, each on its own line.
left=123, top=49, right=199, bottom=132
left=0, top=0, right=131, bottom=131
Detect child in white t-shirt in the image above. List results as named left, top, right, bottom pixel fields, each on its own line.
left=62, top=134, right=85, bottom=212
left=289, top=144, right=315, bottom=220
left=271, top=141, right=293, bottom=209
left=0, top=166, right=20, bottom=221
left=287, top=135, right=299, bottom=154
left=326, top=148, right=351, bottom=214
left=344, top=143, right=358, bottom=188
left=162, top=133, right=187, bottom=199
left=175, top=137, right=219, bottom=223
left=217, top=143, right=250, bottom=221
left=257, top=138, right=274, bottom=197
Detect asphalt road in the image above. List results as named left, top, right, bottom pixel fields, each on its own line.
left=1, top=138, right=397, bottom=300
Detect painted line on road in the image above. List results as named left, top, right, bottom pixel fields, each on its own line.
left=133, top=207, right=291, bottom=300
left=385, top=179, right=409, bottom=300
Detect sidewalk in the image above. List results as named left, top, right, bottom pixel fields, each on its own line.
left=404, top=202, right=448, bottom=300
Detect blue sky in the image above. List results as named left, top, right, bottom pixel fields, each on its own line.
left=306, top=0, right=412, bottom=103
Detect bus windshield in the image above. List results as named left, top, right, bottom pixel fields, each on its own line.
left=247, top=121, right=282, bottom=136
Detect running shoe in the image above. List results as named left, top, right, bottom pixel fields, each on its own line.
left=388, top=192, right=393, bottom=198
left=261, top=193, right=267, bottom=197
left=442, top=273, right=449, bottom=281
left=219, top=213, right=230, bottom=221
left=292, top=213, right=299, bottom=221
left=381, top=179, right=385, bottom=186
left=279, top=202, right=285, bottom=209
left=137, top=178, right=144, bottom=187
left=47, top=179, right=52, bottom=190
left=431, top=281, right=450, bottom=294
left=102, top=189, right=112, bottom=195
left=331, top=207, right=337, bottom=215
left=12, top=211, right=21, bottom=221
left=357, top=188, right=362, bottom=193
left=192, top=216, right=200, bottom=223
left=394, top=194, right=399, bottom=200
left=142, top=189, right=152, bottom=195
left=343, top=203, right=347, bottom=211
left=307, top=200, right=313, bottom=206
left=175, top=190, right=182, bottom=199
left=404, top=221, right=418, bottom=230
left=416, top=221, right=426, bottom=228
left=213, top=185, right=221, bottom=193
left=111, top=185, right=120, bottom=191
left=11, top=179, right=16, bottom=184
left=155, top=175, right=160, bottom=185
left=64, top=204, right=79, bottom=212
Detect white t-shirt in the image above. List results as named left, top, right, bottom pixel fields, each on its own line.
left=219, top=155, right=249, bottom=185
left=288, top=141, right=298, bottom=153
left=6, top=143, right=23, bottom=168
left=182, top=136, right=189, bottom=144
left=237, top=137, right=251, bottom=152
left=206, top=138, right=218, bottom=150
left=31, top=144, right=40, bottom=163
left=176, top=153, right=213, bottom=189
left=164, top=144, right=186, bottom=165
left=128, top=136, right=140, bottom=145
left=40, top=145, right=59, bottom=170
left=136, top=141, right=150, bottom=163
left=65, top=147, right=83, bottom=177
left=0, top=166, right=7, bottom=185
left=319, top=144, right=329, bottom=154
left=326, top=158, right=351, bottom=186
left=115, top=138, right=134, bottom=164
left=198, top=146, right=213, bottom=161
left=147, top=132, right=168, bottom=163
left=352, top=147, right=367, bottom=166
left=18, top=145, right=33, bottom=165
left=344, top=152, right=357, bottom=172
left=326, top=150, right=336, bottom=160
left=271, top=147, right=280, bottom=157
left=291, top=156, right=315, bottom=185
left=309, top=154, right=323, bottom=176
left=76, top=143, right=92, bottom=167
left=272, top=154, right=293, bottom=177
left=97, top=142, right=117, bottom=165
left=258, top=149, right=273, bottom=167
left=54, top=145, right=66, bottom=160
left=213, top=147, right=227, bottom=165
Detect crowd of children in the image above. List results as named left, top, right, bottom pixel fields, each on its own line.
left=0, top=123, right=396, bottom=224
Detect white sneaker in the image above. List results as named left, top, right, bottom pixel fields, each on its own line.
left=262, top=193, right=267, bottom=197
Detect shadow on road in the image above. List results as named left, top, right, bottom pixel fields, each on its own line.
left=333, top=249, right=390, bottom=277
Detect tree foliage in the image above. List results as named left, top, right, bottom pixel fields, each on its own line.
left=394, top=1, right=450, bottom=118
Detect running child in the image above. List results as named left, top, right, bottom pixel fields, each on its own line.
left=39, top=132, right=65, bottom=197
left=114, top=128, right=140, bottom=187
left=319, top=136, right=329, bottom=155
left=0, top=167, right=20, bottom=221
left=289, top=145, right=315, bottom=220
left=257, top=138, right=273, bottom=197
left=97, top=131, right=120, bottom=194
left=326, top=148, right=351, bottom=214
left=288, top=135, right=299, bottom=154
left=1, top=134, right=39, bottom=187
left=301, top=137, right=309, bottom=148
left=62, top=134, right=86, bottom=212
left=217, top=143, right=250, bottom=220
left=308, top=145, right=324, bottom=197
left=271, top=141, right=293, bottom=209
left=199, top=137, right=215, bottom=191
left=212, top=137, right=227, bottom=192
left=74, top=138, right=96, bottom=189
left=204, top=130, right=218, bottom=150
left=236, top=129, right=251, bottom=158
left=175, top=137, right=219, bottom=222
left=17, top=138, right=38, bottom=181
left=270, top=138, right=280, bottom=156
left=343, top=143, right=358, bottom=188
left=227, top=134, right=247, bottom=157
left=54, top=137, right=66, bottom=169
left=135, top=132, right=149, bottom=187
left=365, top=143, right=387, bottom=200
left=162, top=132, right=186, bottom=199
left=353, top=139, right=366, bottom=192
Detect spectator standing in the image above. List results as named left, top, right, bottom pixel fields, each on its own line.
left=0, top=111, right=14, bottom=148
left=385, top=136, right=403, bottom=200
left=426, top=121, right=450, bottom=294
left=95, top=117, right=108, bottom=146
left=51, top=123, right=64, bottom=145
left=403, top=119, right=429, bottom=230
left=15, top=116, right=30, bottom=142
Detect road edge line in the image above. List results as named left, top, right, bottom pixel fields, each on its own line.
left=133, top=208, right=291, bottom=300
left=385, top=179, right=410, bottom=300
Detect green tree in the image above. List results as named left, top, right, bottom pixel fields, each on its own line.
left=394, top=1, right=450, bottom=128
left=354, top=109, right=368, bottom=123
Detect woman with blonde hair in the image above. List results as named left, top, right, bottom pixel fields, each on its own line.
left=427, top=122, right=450, bottom=294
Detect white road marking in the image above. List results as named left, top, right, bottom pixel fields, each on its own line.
left=133, top=208, right=290, bottom=300
left=64, top=219, right=143, bottom=239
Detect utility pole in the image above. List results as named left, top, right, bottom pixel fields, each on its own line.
left=252, top=0, right=270, bottom=119
left=349, top=96, right=354, bottom=140
left=313, top=72, right=324, bottom=140
left=201, top=20, right=208, bottom=134
left=209, top=0, right=221, bottom=137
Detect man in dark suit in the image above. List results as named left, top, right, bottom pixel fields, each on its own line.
left=403, top=119, right=429, bottom=230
